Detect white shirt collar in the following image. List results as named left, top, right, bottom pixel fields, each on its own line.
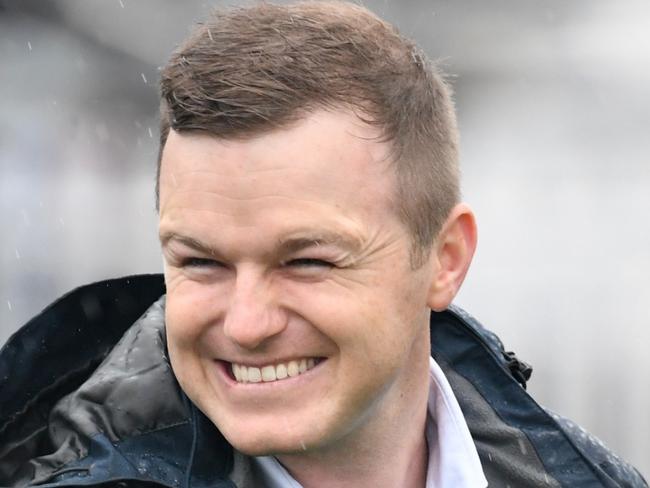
left=250, top=357, right=487, bottom=488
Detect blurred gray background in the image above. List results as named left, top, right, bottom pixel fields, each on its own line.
left=1, top=0, right=648, bottom=477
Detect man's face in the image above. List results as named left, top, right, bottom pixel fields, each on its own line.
left=159, top=109, right=435, bottom=456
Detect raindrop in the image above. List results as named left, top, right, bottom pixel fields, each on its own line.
left=207, top=28, right=214, bottom=41
left=21, top=208, right=30, bottom=226
left=148, top=127, right=153, bottom=138
left=95, top=122, right=110, bottom=142
left=15, top=249, right=20, bottom=260
left=59, top=217, right=65, bottom=227
left=118, top=0, right=125, bottom=8
left=299, top=440, right=307, bottom=451
left=7, top=300, right=12, bottom=311
left=141, top=73, right=148, bottom=84
left=27, top=41, right=32, bottom=51
left=517, top=437, right=528, bottom=455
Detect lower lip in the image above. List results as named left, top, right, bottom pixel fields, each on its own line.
left=216, top=359, right=326, bottom=388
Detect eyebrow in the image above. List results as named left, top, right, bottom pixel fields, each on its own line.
left=276, top=232, right=362, bottom=255
left=160, top=230, right=362, bottom=257
left=159, top=232, right=218, bottom=256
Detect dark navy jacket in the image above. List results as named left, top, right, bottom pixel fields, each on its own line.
left=0, top=275, right=647, bottom=487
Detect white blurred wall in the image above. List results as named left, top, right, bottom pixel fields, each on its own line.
left=1, top=0, right=648, bottom=477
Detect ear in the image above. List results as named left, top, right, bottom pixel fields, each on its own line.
left=426, top=203, right=478, bottom=311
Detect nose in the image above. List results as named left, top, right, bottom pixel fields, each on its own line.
left=222, top=268, right=287, bottom=350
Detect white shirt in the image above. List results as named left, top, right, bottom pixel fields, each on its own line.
left=251, top=357, right=487, bottom=488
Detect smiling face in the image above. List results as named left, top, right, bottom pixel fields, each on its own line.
left=159, top=109, right=436, bottom=457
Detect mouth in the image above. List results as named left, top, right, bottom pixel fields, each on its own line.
left=229, top=358, right=323, bottom=384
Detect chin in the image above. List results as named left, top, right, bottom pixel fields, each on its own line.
left=216, top=412, right=340, bottom=457
left=226, top=430, right=318, bottom=457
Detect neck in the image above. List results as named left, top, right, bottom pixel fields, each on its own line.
left=278, top=335, right=432, bottom=488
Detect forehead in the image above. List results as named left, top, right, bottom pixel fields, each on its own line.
left=160, top=109, right=392, bottom=178
left=158, top=110, right=398, bottom=232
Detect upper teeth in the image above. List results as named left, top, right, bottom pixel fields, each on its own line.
left=232, top=358, right=317, bottom=383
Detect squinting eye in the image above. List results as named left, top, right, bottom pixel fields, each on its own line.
left=287, top=258, right=334, bottom=268
left=183, top=257, right=222, bottom=268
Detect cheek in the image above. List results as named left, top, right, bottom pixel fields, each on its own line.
left=350, top=280, right=429, bottom=363
left=164, top=283, right=218, bottom=404
left=165, top=298, right=198, bottom=348
left=164, top=278, right=222, bottom=350
left=287, top=283, right=398, bottom=367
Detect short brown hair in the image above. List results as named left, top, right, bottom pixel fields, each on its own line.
left=158, top=1, right=459, bottom=264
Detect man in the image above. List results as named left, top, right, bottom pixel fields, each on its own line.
left=0, top=2, right=646, bottom=487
